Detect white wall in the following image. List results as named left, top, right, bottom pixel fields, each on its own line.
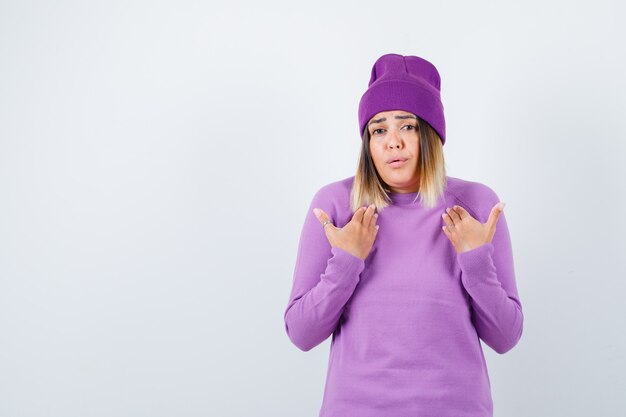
left=1, top=0, right=624, bottom=416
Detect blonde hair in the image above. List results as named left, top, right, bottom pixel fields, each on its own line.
left=349, top=116, right=448, bottom=212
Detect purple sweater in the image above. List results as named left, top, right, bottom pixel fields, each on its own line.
left=284, top=175, right=524, bottom=417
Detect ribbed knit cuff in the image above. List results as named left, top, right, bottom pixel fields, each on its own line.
left=457, top=242, right=496, bottom=288
left=326, top=246, right=366, bottom=290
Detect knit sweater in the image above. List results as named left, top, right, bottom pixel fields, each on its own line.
left=283, top=175, right=523, bottom=417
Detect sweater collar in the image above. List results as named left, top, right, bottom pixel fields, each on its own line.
left=387, top=190, right=420, bottom=205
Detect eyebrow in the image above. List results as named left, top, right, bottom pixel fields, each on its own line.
left=368, top=114, right=417, bottom=127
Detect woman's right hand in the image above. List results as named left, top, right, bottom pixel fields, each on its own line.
left=313, top=204, right=380, bottom=260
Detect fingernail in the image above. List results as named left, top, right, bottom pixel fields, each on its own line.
left=313, top=208, right=320, bottom=217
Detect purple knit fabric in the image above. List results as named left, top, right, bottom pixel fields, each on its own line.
left=358, top=53, right=446, bottom=144
left=284, top=175, right=523, bottom=417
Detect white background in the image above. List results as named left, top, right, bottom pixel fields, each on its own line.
left=1, top=0, right=624, bottom=416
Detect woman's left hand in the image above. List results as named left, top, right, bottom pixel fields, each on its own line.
left=442, top=202, right=506, bottom=254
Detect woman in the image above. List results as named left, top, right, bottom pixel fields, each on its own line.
left=283, top=53, right=523, bottom=417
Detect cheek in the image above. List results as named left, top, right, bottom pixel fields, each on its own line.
left=370, top=147, right=384, bottom=167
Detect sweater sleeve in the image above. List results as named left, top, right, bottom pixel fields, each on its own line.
left=283, top=189, right=365, bottom=352
left=456, top=199, right=524, bottom=355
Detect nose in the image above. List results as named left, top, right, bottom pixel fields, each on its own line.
left=387, top=129, right=403, bottom=148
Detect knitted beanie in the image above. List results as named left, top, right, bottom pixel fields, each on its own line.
left=358, top=53, right=446, bottom=145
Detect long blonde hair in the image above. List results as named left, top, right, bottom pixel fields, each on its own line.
left=349, top=116, right=448, bottom=212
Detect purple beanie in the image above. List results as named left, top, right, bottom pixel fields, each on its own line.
left=358, top=53, right=446, bottom=145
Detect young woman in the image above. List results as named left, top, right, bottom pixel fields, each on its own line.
left=283, top=53, right=524, bottom=417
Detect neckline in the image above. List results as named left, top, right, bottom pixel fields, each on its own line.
left=387, top=190, right=420, bottom=206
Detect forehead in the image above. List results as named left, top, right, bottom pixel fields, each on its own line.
left=368, top=110, right=416, bottom=124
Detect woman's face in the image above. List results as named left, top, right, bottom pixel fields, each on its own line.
left=367, top=110, right=420, bottom=193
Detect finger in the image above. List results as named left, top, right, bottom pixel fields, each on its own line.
left=487, top=202, right=505, bottom=227
left=313, top=208, right=335, bottom=228
left=441, top=212, right=455, bottom=230
left=452, top=205, right=470, bottom=220
left=352, top=205, right=367, bottom=223
left=362, top=204, right=376, bottom=226
left=445, top=206, right=461, bottom=223
left=368, top=211, right=379, bottom=230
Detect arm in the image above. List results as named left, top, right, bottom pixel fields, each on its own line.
left=283, top=189, right=365, bottom=352
left=456, top=193, right=524, bottom=354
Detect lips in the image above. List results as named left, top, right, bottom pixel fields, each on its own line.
left=387, top=157, right=408, bottom=164
left=388, top=159, right=408, bottom=168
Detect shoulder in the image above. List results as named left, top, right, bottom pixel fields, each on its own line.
left=311, top=175, right=354, bottom=205
left=308, top=176, right=355, bottom=224
left=445, top=176, right=501, bottom=223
